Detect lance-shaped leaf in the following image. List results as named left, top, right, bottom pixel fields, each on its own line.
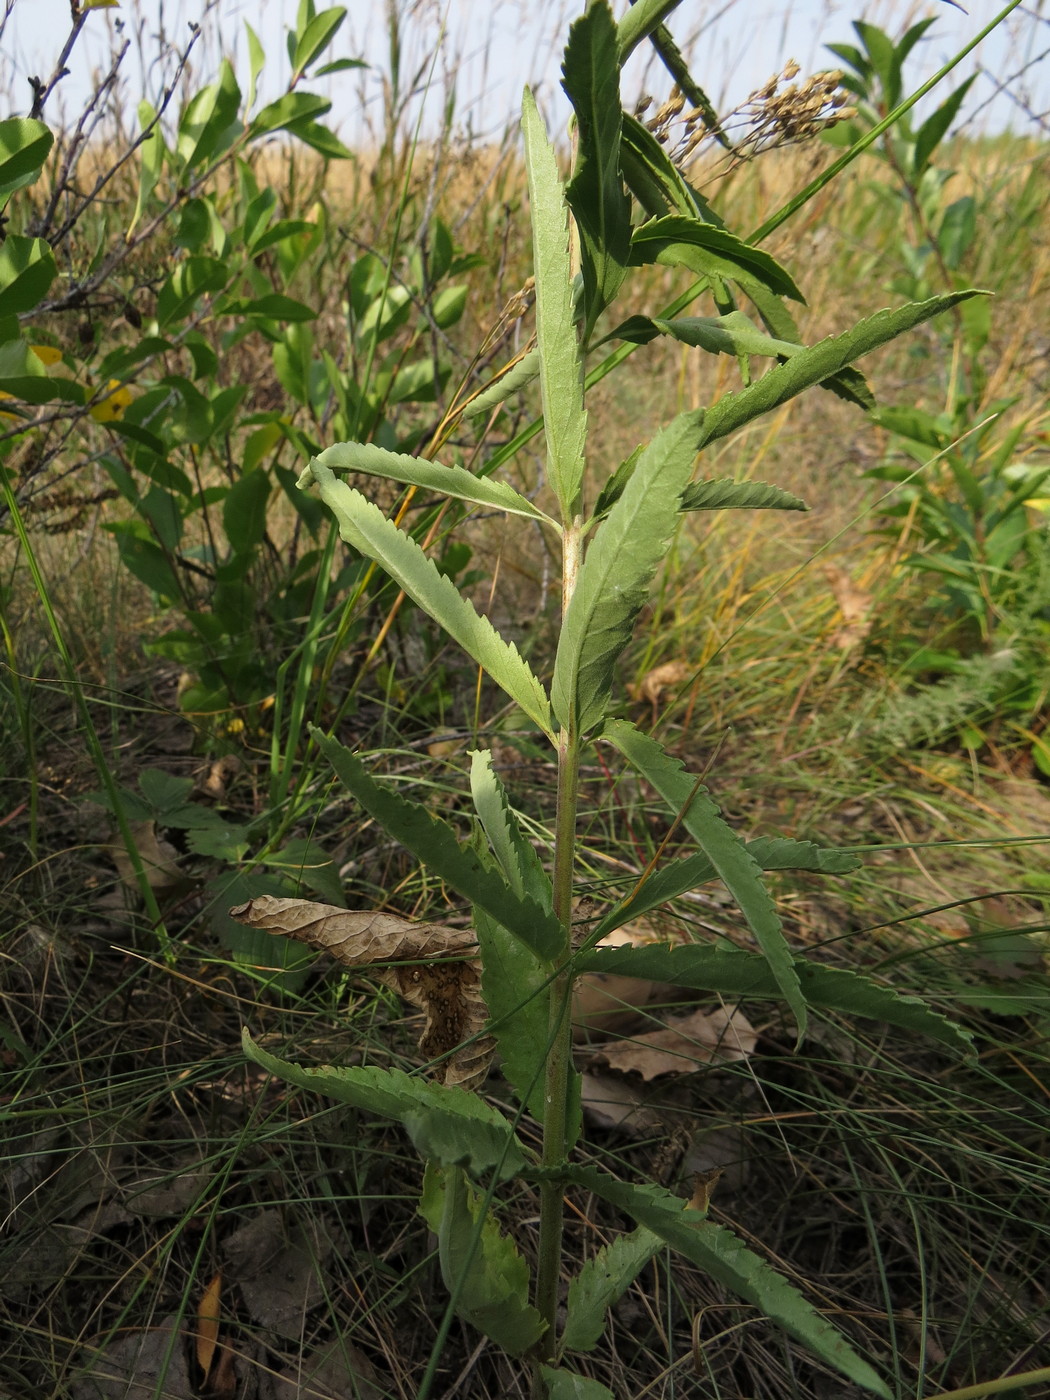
left=553, top=409, right=704, bottom=734
left=562, top=1, right=632, bottom=338
left=302, top=462, right=553, bottom=737
left=420, top=1165, right=546, bottom=1355
left=698, top=291, right=985, bottom=451
left=309, top=441, right=556, bottom=526
left=540, top=1164, right=892, bottom=1398
left=470, top=749, right=552, bottom=908
left=465, top=349, right=540, bottom=420
left=603, top=720, right=806, bottom=1038
left=230, top=896, right=493, bottom=1090
left=574, top=943, right=974, bottom=1054
left=616, top=0, right=686, bottom=61
left=243, top=1031, right=526, bottom=1179
left=0, top=118, right=54, bottom=205
left=313, top=728, right=563, bottom=961
left=562, top=1225, right=662, bottom=1352
left=592, top=836, right=861, bottom=940
left=630, top=217, right=803, bottom=302
left=620, top=112, right=720, bottom=222
left=745, top=283, right=875, bottom=410
left=680, top=479, right=807, bottom=512
left=522, top=86, right=587, bottom=520
left=601, top=311, right=799, bottom=359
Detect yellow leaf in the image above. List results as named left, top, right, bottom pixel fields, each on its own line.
left=82, top=0, right=121, bottom=9
left=29, top=344, right=63, bottom=366
left=89, top=379, right=133, bottom=423
left=195, top=1270, right=222, bottom=1380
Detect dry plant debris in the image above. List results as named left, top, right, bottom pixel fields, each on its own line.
left=230, top=895, right=494, bottom=1090
left=590, top=1005, right=757, bottom=1081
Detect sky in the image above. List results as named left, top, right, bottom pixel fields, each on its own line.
left=1, top=0, right=1046, bottom=144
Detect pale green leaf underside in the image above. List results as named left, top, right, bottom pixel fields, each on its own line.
left=541, top=1366, right=616, bottom=1400
left=522, top=86, right=587, bottom=518
left=304, top=462, right=553, bottom=736
left=242, top=1031, right=526, bottom=1178
left=470, top=749, right=553, bottom=907
left=312, top=728, right=563, bottom=961
left=466, top=349, right=540, bottom=419
left=563, top=1225, right=662, bottom=1352
left=603, top=719, right=806, bottom=1036
left=604, top=311, right=800, bottom=359
left=544, top=1164, right=892, bottom=1398
left=574, top=944, right=974, bottom=1054
left=553, top=409, right=704, bottom=733
left=420, top=1164, right=546, bottom=1355
left=699, top=291, right=985, bottom=451
left=592, top=836, right=860, bottom=939
left=309, top=441, right=556, bottom=525
left=680, top=478, right=807, bottom=512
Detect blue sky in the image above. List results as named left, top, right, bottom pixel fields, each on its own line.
left=2, top=1, right=1045, bottom=141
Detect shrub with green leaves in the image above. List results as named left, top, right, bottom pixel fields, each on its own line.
left=235, top=3, right=984, bottom=1395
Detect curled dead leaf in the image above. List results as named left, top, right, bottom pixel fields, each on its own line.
left=591, top=1005, right=757, bottom=1081
left=627, top=660, right=693, bottom=713
left=823, top=563, right=873, bottom=652
left=230, top=896, right=494, bottom=1090
left=195, top=1271, right=221, bottom=1384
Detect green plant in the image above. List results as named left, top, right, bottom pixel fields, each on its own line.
left=829, top=17, right=1050, bottom=764
left=233, top=4, right=984, bottom=1396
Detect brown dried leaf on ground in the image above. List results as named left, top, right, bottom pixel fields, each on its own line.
left=573, top=918, right=682, bottom=1042
left=823, top=563, right=873, bottom=651
left=592, top=1006, right=757, bottom=1081
left=70, top=1316, right=193, bottom=1400
left=578, top=1070, right=663, bottom=1135
left=222, top=1209, right=331, bottom=1341
left=107, top=819, right=186, bottom=895
left=230, top=896, right=494, bottom=1090
left=627, top=659, right=693, bottom=713
left=269, top=1338, right=385, bottom=1400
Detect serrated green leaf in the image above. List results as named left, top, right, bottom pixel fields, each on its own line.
left=679, top=478, right=807, bottom=512
left=553, top=409, right=704, bottom=733
left=603, top=720, right=806, bottom=1037
left=562, top=2, right=631, bottom=337
left=302, top=461, right=553, bottom=736
left=592, top=836, right=861, bottom=939
left=521, top=87, right=587, bottom=519
left=602, top=311, right=799, bottom=359
left=563, top=1226, right=662, bottom=1351
left=312, top=728, right=563, bottom=961
left=420, top=1164, right=546, bottom=1354
left=243, top=1031, right=526, bottom=1178
left=311, top=440, right=555, bottom=525
left=574, top=943, right=973, bottom=1054
left=630, top=216, right=803, bottom=302
left=546, top=1163, right=892, bottom=1398
left=619, top=112, right=719, bottom=222
left=698, top=292, right=984, bottom=451
left=470, top=750, right=552, bottom=908
left=541, top=1367, right=615, bottom=1400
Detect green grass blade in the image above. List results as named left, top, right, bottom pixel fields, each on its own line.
left=313, top=728, right=563, bottom=961
left=548, top=1165, right=892, bottom=1398
left=521, top=86, right=587, bottom=520
left=698, top=292, right=985, bottom=452
left=309, top=441, right=557, bottom=525
left=562, top=1, right=631, bottom=339
left=574, top=944, right=974, bottom=1054
left=603, top=719, right=806, bottom=1037
left=242, top=1030, right=526, bottom=1179
left=552, top=409, right=704, bottom=733
left=592, top=837, right=861, bottom=939
left=303, top=461, right=553, bottom=737
left=562, top=1226, right=662, bottom=1352
left=420, top=1165, right=546, bottom=1356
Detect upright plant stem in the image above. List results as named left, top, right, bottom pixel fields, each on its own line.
left=535, top=521, right=584, bottom=1362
